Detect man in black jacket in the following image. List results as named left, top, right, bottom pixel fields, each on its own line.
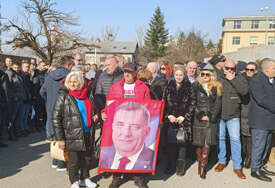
left=214, top=59, right=248, bottom=179
left=0, top=65, right=10, bottom=147
left=32, top=61, right=47, bottom=131
left=20, top=61, right=33, bottom=135
left=6, top=62, right=29, bottom=139
left=249, top=58, right=275, bottom=182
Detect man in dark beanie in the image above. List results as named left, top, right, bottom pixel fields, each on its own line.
left=236, top=61, right=247, bottom=74
left=209, top=54, right=226, bottom=80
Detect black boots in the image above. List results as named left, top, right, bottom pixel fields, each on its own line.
left=176, top=159, right=186, bottom=176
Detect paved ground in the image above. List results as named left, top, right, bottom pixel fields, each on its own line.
left=1, top=131, right=275, bottom=188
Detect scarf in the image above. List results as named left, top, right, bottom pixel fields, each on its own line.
left=69, top=85, right=92, bottom=127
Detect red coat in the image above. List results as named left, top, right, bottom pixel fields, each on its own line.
left=108, top=77, right=151, bottom=100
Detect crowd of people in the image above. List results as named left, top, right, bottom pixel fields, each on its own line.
left=0, top=52, right=275, bottom=188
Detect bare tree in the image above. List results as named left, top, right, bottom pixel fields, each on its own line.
left=136, top=25, right=146, bottom=47
left=101, top=25, right=119, bottom=41
left=3, top=0, right=96, bottom=65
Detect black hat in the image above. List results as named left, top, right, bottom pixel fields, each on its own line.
left=123, top=62, right=137, bottom=72
left=209, top=54, right=226, bottom=66
left=236, top=61, right=247, bottom=73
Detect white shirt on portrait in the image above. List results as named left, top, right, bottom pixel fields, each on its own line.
left=111, top=145, right=144, bottom=170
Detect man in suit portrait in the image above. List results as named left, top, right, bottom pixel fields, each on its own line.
left=100, top=101, right=154, bottom=171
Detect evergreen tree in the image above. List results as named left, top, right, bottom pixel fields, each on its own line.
left=144, top=6, right=169, bottom=58
left=207, top=40, right=214, bottom=49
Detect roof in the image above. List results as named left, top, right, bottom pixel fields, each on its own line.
left=86, top=41, right=138, bottom=54
left=222, top=15, right=275, bottom=26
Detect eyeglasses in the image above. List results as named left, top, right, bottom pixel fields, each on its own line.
left=224, top=66, right=236, bottom=71
left=245, top=68, right=255, bottom=72
left=200, top=72, right=211, bottom=77
left=160, top=67, right=166, bottom=71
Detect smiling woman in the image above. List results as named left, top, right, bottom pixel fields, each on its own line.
left=53, top=71, right=98, bottom=188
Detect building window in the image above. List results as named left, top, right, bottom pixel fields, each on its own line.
left=269, top=20, right=275, bottom=29
left=268, top=36, right=275, bottom=45
left=251, top=20, right=259, bottom=29
left=232, top=36, right=240, bottom=45
left=250, top=37, right=258, bottom=45
left=234, top=20, right=241, bottom=29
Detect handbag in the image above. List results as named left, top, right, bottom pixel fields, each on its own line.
left=167, top=124, right=187, bottom=144
left=50, top=141, right=68, bottom=162
left=176, top=127, right=187, bottom=145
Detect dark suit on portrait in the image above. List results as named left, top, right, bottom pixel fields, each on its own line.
left=99, top=145, right=154, bottom=170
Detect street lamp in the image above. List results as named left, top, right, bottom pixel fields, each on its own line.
left=94, top=38, right=100, bottom=65
left=260, top=6, right=270, bottom=45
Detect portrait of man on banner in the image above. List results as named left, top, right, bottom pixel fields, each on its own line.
left=98, top=99, right=164, bottom=174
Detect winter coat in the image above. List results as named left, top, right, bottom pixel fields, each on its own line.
left=240, top=75, right=251, bottom=136
left=53, top=87, right=97, bottom=151
left=163, top=80, right=196, bottom=142
left=108, top=78, right=151, bottom=100
left=150, top=74, right=167, bottom=100
left=94, top=68, right=123, bottom=111
left=33, top=70, right=47, bottom=99
left=192, top=83, right=221, bottom=146
left=40, top=66, right=70, bottom=133
left=248, top=71, right=275, bottom=130
left=5, top=68, right=28, bottom=102
left=0, top=70, right=10, bottom=107
left=20, top=71, right=33, bottom=102
left=220, top=74, right=248, bottom=120
left=95, top=68, right=123, bottom=97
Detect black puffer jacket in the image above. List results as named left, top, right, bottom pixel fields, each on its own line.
left=52, top=87, right=97, bottom=151
left=192, top=83, right=222, bottom=146
left=163, top=80, right=196, bottom=141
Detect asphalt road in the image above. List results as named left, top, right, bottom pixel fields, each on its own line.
left=1, top=131, right=275, bottom=188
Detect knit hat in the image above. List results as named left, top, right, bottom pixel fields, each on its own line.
left=236, top=61, right=247, bottom=73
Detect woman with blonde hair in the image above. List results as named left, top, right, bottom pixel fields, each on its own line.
left=53, top=71, right=98, bottom=188
left=192, top=63, right=222, bottom=179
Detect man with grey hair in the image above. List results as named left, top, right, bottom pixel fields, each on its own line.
left=249, top=58, right=275, bottom=182
left=146, top=62, right=167, bottom=100
left=185, top=60, right=198, bottom=84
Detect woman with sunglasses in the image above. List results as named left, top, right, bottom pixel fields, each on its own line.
left=163, top=66, right=196, bottom=176
left=192, top=64, right=222, bottom=179
left=160, top=63, right=173, bottom=83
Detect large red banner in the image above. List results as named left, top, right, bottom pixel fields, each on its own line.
left=98, top=98, right=164, bottom=175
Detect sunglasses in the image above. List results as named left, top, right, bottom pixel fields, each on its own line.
left=200, top=72, right=211, bottom=77
left=245, top=68, right=255, bottom=72
left=224, top=66, right=236, bottom=71
left=160, top=67, right=166, bottom=70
